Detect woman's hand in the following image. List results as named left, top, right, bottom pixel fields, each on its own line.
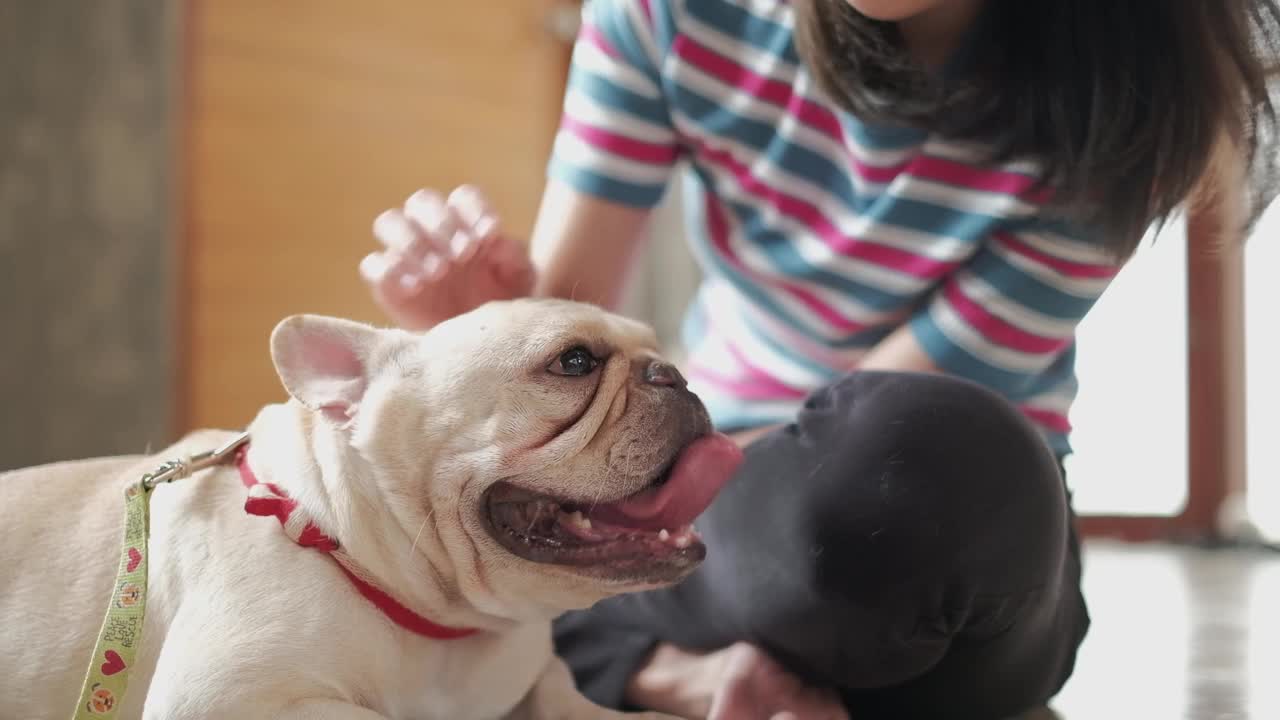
left=360, top=186, right=536, bottom=331
left=627, top=642, right=850, bottom=720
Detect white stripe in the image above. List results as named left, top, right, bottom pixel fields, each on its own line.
left=575, top=37, right=662, bottom=100
left=709, top=281, right=876, bottom=370
left=899, top=177, right=1036, bottom=219
left=686, top=378, right=804, bottom=424
left=623, top=0, right=663, bottom=69
left=680, top=11, right=916, bottom=170
left=736, top=0, right=794, bottom=24
left=715, top=300, right=835, bottom=388
left=564, top=89, right=676, bottom=145
left=710, top=166, right=892, bottom=328
left=686, top=196, right=857, bottom=340
left=928, top=299, right=1049, bottom=373
left=553, top=131, right=672, bottom=185
left=688, top=147, right=915, bottom=327
left=953, top=271, right=1078, bottom=339
left=686, top=332, right=747, bottom=378
left=671, top=105, right=961, bottom=295
left=1021, top=387, right=1078, bottom=415
left=839, top=220, right=976, bottom=263
left=670, top=36, right=1038, bottom=220
left=1016, top=229, right=1119, bottom=266
left=988, top=238, right=1113, bottom=299
left=924, top=139, right=1042, bottom=175
left=776, top=76, right=893, bottom=199
left=672, top=60, right=994, bottom=251
left=681, top=3, right=801, bottom=83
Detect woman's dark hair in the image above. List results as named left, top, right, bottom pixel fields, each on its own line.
left=793, top=0, right=1280, bottom=258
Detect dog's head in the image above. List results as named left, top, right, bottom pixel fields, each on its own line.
left=267, top=299, right=742, bottom=619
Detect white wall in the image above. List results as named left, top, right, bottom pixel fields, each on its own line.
left=1246, top=201, right=1279, bottom=541
left=617, top=174, right=701, bottom=362
left=1065, top=220, right=1190, bottom=515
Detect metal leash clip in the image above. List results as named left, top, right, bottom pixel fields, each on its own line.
left=140, top=431, right=251, bottom=491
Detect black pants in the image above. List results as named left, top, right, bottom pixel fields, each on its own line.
left=553, top=371, right=1091, bottom=719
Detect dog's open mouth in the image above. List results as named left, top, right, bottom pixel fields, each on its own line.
left=483, top=433, right=742, bottom=580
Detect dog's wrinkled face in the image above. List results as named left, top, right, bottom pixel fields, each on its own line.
left=268, top=299, right=742, bottom=618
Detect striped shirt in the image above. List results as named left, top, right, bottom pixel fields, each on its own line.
left=547, top=0, right=1124, bottom=454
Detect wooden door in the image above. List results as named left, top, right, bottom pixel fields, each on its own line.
left=179, top=0, right=576, bottom=431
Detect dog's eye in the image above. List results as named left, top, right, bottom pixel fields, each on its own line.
left=550, top=346, right=599, bottom=377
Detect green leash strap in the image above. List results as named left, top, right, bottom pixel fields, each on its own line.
left=72, top=479, right=151, bottom=718
left=71, top=432, right=250, bottom=718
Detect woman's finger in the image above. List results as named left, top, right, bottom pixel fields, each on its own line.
left=405, top=189, right=465, bottom=260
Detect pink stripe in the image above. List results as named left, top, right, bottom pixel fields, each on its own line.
left=906, top=156, right=1040, bottom=197
left=639, top=0, right=653, bottom=24
left=719, top=335, right=811, bottom=399
left=580, top=23, right=621, bottom=59
left=694, top=136, right=958, bottom=280
left=704, top=194, right=867, bottom=333
left=995, top=232, right=1121, bottom=280
left=688, top=365, right=808, bottom=401
left=941, top=282, right=1068, bottom=355
left=1020, top=405, right=1073, bottom=434
left=560, top=115, right=677, bottom=165
left=672, top=34, right=1071, bottom=202
left=673, top=36, right=909, bottom=185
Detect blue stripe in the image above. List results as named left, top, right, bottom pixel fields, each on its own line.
left=908, top=305, right=1080, bottom=453
left=568, top=66, right=672, bottom=129
left=722, top=197, right=917, bottom=310
left=647, top=0, right=680, bottom=54
left=736, top=313, right=847, bottom=381
left=908, top=308, right=1047, bottom=397
left=700, top=393, right=801, bottom=433
left=1005, top=215, right=1108, bottom=247
left=585, top=0, right=663, bottom=86
left=683, top=3, right=955, bottom=151
left=667, top=84, right=1012, bottom=240
left=839, top=114, right=929, bottom=151
left=858, top=193, right=1003, bottom=243
left=683, top=0, right=799, bottom=64
left=547, top=160, right=669, bottom=208
left=682, top=176, right=891, bottom=350
left=667, top=79, right=870, bottom=210
left=967, top=248, right=1104, bottom=318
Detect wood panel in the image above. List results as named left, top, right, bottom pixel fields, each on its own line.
left=180, top=0, right=572, bottom=432
left=0, top=0, right=179, bottom=470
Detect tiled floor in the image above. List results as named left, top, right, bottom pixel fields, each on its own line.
left=1050, top=541, right=1280, bottom=720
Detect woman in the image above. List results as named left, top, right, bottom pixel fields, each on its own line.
left=359, top=1, right=1279, bottom=717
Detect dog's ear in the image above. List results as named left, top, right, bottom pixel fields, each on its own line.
left=270, top=314, right=388, bottom=424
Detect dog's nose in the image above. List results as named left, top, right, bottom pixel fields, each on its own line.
left=644, top=359, right=687, bottom=388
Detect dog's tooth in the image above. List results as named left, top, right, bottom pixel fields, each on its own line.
left=567, top=510, right=591, bottom=529
left=673, top=534, right=692, bottom=549
left=658, top=529, right=670, bottom=541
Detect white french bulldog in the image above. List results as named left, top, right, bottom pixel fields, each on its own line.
left=0, top=298, right=743, bottom=719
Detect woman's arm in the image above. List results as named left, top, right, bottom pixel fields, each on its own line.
left=530, top=180, right=654, bottom=310
left=856, top=323, right=940, bottom=373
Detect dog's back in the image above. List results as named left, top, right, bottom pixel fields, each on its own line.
left=0, top=430, right=241, bottom=718
left=0, top=452, right=149, bottom=716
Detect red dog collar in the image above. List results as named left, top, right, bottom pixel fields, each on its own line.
left=236, top=445, right=477, bottom=640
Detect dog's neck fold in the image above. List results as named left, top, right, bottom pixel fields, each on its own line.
left=243, top=403, right=516, bottom=634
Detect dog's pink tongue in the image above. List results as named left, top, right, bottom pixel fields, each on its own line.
left=592, top=433, right=743, bottom=530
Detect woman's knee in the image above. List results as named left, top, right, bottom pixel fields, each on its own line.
left=752, top=370, right=1071, bottom=606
